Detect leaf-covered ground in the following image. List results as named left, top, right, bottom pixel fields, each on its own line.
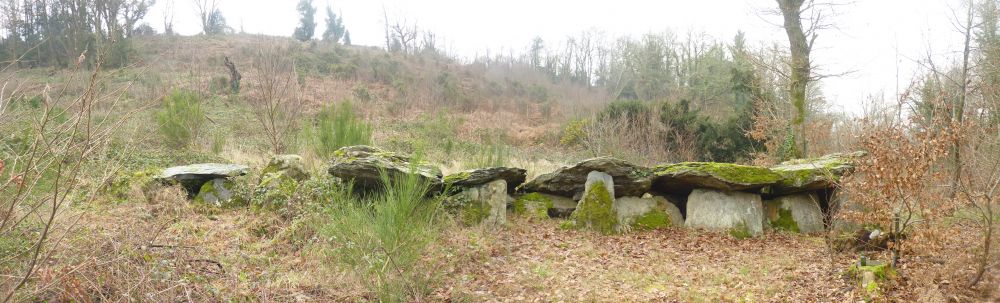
left=433, top=218, right=857, bottom=302
left=34, top=197, right=992, bottom=302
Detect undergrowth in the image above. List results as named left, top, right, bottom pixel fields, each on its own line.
left=315, top=166, right=442, bottom=301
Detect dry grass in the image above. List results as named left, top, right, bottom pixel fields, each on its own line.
left=431, top=217, right=858, bottom=302
left=14, top=187, right=997, bottom=302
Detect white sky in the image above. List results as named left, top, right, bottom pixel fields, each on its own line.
left=147, top=0, right=970, bottom=114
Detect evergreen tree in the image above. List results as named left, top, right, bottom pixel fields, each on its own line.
left=205, top=9, right=229, bottom=35
left=293, top=0, right=316, bottom=42
left=343, top=30, right=352, bottom=45
left=322, top=5, right=347, bottom=44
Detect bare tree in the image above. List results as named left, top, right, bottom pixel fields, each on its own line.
left=957, top=149, right=999, bottom=287
left=247, top=45, right=303, bottom=153
left=193, top=0, right=218, bottom=35
left=382, top=6, right=391, bottom=51
left=951, top=0, right=976, bottom=197
left=390, top=20, right=418, bottom=54
left=121, top=0, right=156, bottom=38
left=163, top=0, right=174, bottom=35
left=1, top=48, right=130, bottom=301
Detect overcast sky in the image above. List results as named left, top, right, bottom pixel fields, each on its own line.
left=147, top=0, right=970, bottom=114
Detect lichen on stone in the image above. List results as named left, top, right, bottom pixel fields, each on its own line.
left=570, top=180, right=618, bottom=234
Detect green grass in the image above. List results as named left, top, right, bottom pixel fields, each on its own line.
left=155, top=90, right=205, bottom=148
left=316, top=165, right=442, bottom=301
left=307, top=100, right=373, bottom=158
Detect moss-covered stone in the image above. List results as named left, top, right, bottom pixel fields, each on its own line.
left=770, top=151, right=865, bottom=194
left=764, top=193, right=824, bottom=233
left=518, top=157, right=652, bottom=197
left=444, top=180, right=508, bottom=226
left=460, top=197, right=489, bottom=226
left=106, top=167, right=163, bottom=203
left=558, top=220, right=578, bottom=230
left=246, top=172, right=302, bottom=210
left=631, top=210, right=671, bottom=231
left=194, top=178, right=236, bottom=206
left=651, top=162, right=781, bottom=193
left=157, top=163, right=249, bottom=196
left=443, top=171, right=472, bottom=185
left=444, top=167, right=527, bottom=192
left=262, top=154, right=308, bottom=181
left=513, top=192, right=553, bottom=219
left=847, top=261, right=896, bottom=297
left=614, top=196, right=681, bottom=232
left=570, top=180, right=618, bottom=234
left=770, top=208, right=800, bottom=232
left=328, top=145, right=443, bottom=192
left=728, top=221, right=753, bottom=239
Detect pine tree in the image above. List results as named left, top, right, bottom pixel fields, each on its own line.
left=343, top=30, right=352, bottom=45
left=322, top=5, right=347, bottom=44
left=293, top=0, right=316, bottom=42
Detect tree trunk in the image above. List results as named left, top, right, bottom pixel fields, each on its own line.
left=777, top=0, right=810, bottom=158
left=224, top=56, right=241, bottom=94
left=952, top=0, right=974, bottom=198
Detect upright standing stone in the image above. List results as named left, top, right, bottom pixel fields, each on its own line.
left=763, top=193, right=825, bottom=233
left=452, top=179, right=509, bottom=227
left=615, top=196, right=684, bottom=232
left=569, top=171, right=618, bottom=234
left=685, top=188, right=765, bottom=236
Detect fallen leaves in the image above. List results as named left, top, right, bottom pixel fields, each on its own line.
left=431, top=218, right=858, bottom=302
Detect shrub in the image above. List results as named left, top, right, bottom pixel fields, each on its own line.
left=310, top=101, right=373, bottom=158
left=208, top=76, right=230, bottom=95
left=353, top=84, right=373, bottom=102
left=155, top=90, right=205, bottom=148
left=248, top=46, right=304, bottom=153
left=317, top=167, right=440, bottom=301
left=559, top=118, right=589, bottom=146
left=599, top=100, right=651, bottom=124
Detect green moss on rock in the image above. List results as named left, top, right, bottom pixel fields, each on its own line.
left=728, top=222, right=753, bottom=239
left=513, top=193, right=553, bottom=219
left=558, top=220, right=578, bottom=230
left=106, top=167, right=163, bottom=203
left=571, top=180, right=618, bottom=234
left=194, top=178, right=236, bottom=206
left=770, top=208, right=800, bottom=233
left=654, top=162, right=782, bottom=185
left=847, top=262, right=896, bottom=297
left=251, top=173, right=301, bottom=210
left=460, top=200, right=489, bottom=226
left=631, top=210, right=671, bottom=231
left=771, top=152, right=864, bottom=194
left=443, top=171, right=472, bottom=185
